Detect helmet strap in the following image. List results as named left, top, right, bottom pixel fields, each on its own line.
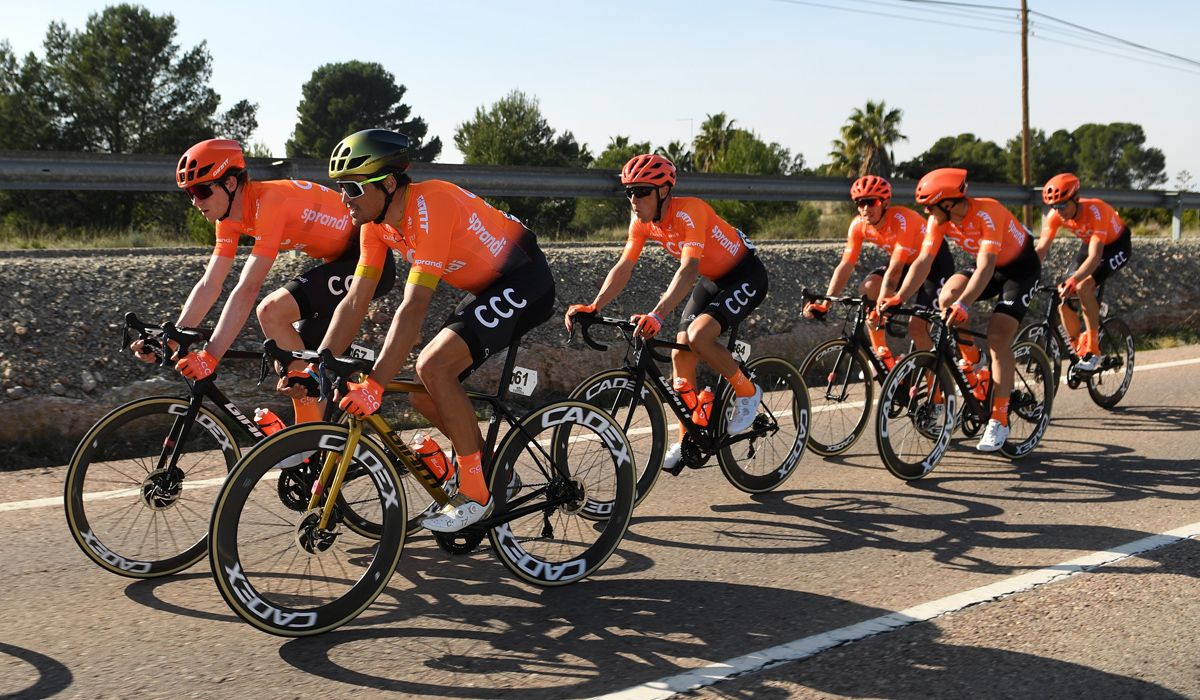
left=373, top=176, right=402, bottom=225
left=215, top=176, right=239, bottom=221
left=653, top=186, right=672, bottom=223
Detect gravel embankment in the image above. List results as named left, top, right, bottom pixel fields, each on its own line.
left=0, top=239, right=1196, bottom=467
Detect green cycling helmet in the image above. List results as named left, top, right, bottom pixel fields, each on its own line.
left=328, top=129, right=412, bottom=178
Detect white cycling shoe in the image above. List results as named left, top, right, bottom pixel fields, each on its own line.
left=421, top=497, right=494, bottom=533
left=976, top=419, right=1009, bottom=452
left=1076, top=352, right=1100, bottom=372
left=662, top=442, right=684, bottom=475
left=727, top=385, right=763, bottom=435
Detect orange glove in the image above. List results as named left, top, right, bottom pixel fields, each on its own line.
left=564, top=303, right=596, bottom=332
left=1058, top=277, right=1078, bottom=298
left=631, top=312, right=664, bottom=339
left=876, top=295, right=903, bottom=316
left=338, top=376, right=384, bottom=418
left=943, top=301, right=969, bottom=327
left=176, top=349, right=218, bottom=380
left=803, top=301, right=829, bottom=319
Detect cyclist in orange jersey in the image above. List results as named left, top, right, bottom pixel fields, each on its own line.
left=805, top=175, right=954, bottom=365
left=564, top=154, right=768, bottom=473
left=318, top=129, right=555, bottom=533
left=131, top=138, right=395, bottom=425
left=885, top=168, right=1041, bottom=452
left=1036, top=173, right=1132, bottom=372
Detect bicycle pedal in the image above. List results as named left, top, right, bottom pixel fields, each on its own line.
left=662, top=462, right=685, bottom=477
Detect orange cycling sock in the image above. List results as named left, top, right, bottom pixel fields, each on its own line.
left=455, top=451, right=489, bottom=505
left=727, top=370, right=756, bottom=398
left=1086, top=328, right=1100, bottom=356
left=292, top=397, right=323, bottom=424
left=991, top=397, right=1010, bottom=427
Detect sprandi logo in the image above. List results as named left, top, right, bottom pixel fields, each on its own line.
left=300, top=208, right=351, bottom=231
left=467, top=212, right=508, bottom=257
left=711, top=226, right=741, bottom=256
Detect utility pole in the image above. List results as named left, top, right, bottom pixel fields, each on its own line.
left=1021, top=0, right=1032, bottom=228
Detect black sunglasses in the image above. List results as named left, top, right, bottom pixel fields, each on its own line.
left=625, top=185, right=656, bottom=199
left=854, top=198, right=881, bottom=208
left=335, top=173, right=390, bottom=199
left=1049, top=202, right=1072, bottom=211
left=184, top=183, right=217, bottom=200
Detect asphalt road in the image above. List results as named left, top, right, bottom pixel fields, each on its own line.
left=3, top=344, right=1198, bottom=700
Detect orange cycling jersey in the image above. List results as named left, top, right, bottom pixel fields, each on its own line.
left=1041, top=197, right=1125, bottom=246
left=214, top=180, right=354, bottom=261
left=843, top=205, right=927, bottom=266
left=921, top=197, right=1030, bottom=267
left=355, top=180, right=533, bottom=295
left=622, top=196, right=752, bottom=280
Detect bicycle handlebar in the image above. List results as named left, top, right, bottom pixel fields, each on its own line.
left=570, top=312, right=675, bottom=364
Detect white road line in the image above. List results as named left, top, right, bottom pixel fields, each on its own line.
left=594, top=521, right=1200, bottom=700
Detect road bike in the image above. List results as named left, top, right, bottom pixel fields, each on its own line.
left=207, top=341, right=636, bottom=637
left=874, top=306, right=1055, bottom=480
left=1014, top=280, right=1135, bottom=409
left=796, top=289, right=913, bottom=456
left=567, top=313, right=809, bottom=505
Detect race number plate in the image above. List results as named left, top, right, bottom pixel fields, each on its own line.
left=509, top=367, right=538, bottom=397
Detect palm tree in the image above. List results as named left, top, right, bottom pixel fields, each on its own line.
left=830, top=100, right=906, bottom=178
left=655, top=140, right=694, bottom=172
left=693, top=113, right=736, bottom=172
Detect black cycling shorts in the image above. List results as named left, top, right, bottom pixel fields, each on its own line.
left=443, top=243, right=555, bottom=377
left=284, top=238, right=397, bottom=349
left=963, top=240, right=1041, bottom=322
left=869, top=239, right=955, bottom=310
left=679, top=252, right=769, bottom=333
left=1073, top=225, right=1132, bottom=288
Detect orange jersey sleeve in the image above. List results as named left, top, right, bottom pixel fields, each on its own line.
left=211, top=180, right=354, bottom=261
left=881, top=206, right=927, bottom=265
left=841, top=219, right=866, bottom=266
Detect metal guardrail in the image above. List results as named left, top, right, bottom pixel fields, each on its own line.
left=2, top=150, right=1198, bottom=235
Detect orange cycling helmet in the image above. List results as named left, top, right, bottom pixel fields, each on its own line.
left=176, top=139, right=245, bottom=188
left=1042, top=173, right=1081, bottom=205
left=851, top=175, right=892, bottom=202
left=914, top=168, right=968, bottom=206
left=621, top=154, right=676, bottom=187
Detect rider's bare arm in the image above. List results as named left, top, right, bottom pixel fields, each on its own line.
left=203, top=253, right=274, bottom=360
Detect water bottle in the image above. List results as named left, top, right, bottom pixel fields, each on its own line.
left=973, top=367, right=991, bottom=402
left=410, top=432, right=451, bottom=482
left=254, top=407, right=285, bottom=435
left=875, top=346, right=896, bottom=370
left=692, top=386, right=715, bottom=427
left=673, top=377, right=698, bottom=411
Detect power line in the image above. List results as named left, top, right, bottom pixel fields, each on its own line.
left=1030, top=9, right=1200, bottom=70
left=768, top=0, right=1018, bottom=35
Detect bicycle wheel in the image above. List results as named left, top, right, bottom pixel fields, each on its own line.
left=797, top=338, right=874, bottom=456
left=64, top=396, right=239, bottom=578
left=875, top=351, right=957, bottom=480
left=1087, top=317, right=1135, bottom=409
left=209, top=422, right=407, bottom=636
left=1000, top=341, right=1054, bottom=459
left=487, top=401, right=635, bottom=587
left=715, top=356, right=811, bottom=493
left=1014, top=322, right=1062, bottom=395
left=568, top=368, right=667, bottom=506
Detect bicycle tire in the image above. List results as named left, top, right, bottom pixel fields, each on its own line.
left=64, top=396, right=239, bottom=578
left=487, top=400, right=635, bottom=587
left=1014, top=322, right=1062, bottom=396
left=797, top=338, right=874, bottom=456
left=208, top=422, right=407, bottom=637
left=715, top=356, right=811, bottom=493
left=1087, top=317, right=1135, bottom=409
left=875, top=351, right=957, bottom=480
left=568, top=368, right=667, bottom=506
left=999, top=341, right=1055, bottom=459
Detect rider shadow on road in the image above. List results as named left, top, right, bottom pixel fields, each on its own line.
left=0, top=642, right=73, bottom=700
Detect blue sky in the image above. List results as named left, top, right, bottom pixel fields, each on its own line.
left=4, top=0, right=1199, bottom=187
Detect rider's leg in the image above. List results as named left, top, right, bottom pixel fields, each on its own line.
left=909, top=317, right=933, bottom=352
left=413, top=330, right=487, bottom=503
left=257, top=289, right=325, bottom=423
left=671, top=333, right=700, bottom=441
left=986, top=312, right=1020, bottom=426
left=861, top=272, right=890, bottom=356
left=1077, top=276, right=1101, bottom=356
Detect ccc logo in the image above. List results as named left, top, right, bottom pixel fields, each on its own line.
left=724, top=282, right=759, bottom=316
left=475, top=288, right=528, bottom=328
